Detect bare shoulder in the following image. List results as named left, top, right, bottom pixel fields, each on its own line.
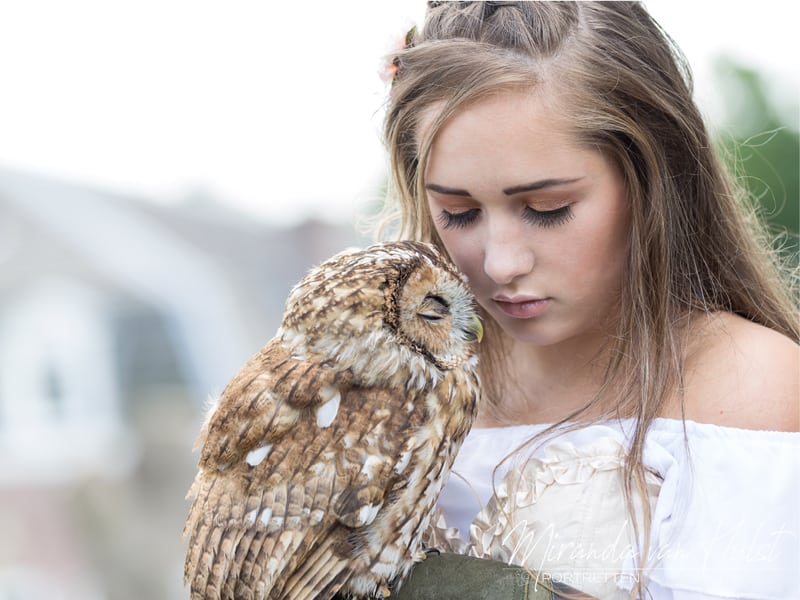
left=675, top=312, right=799, bottom=432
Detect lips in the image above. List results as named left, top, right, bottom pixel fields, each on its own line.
left=492, top=295, right=550, bottom=318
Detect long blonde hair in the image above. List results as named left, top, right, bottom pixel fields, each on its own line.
left=379, top=0, right=798, bottom=592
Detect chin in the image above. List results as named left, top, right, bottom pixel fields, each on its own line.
left=491, top=312, right=569, bottom=347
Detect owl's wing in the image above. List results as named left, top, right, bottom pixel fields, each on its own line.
left=194, top=338, right=351, bottom=469
left=184, top=339, right=353, bottom=597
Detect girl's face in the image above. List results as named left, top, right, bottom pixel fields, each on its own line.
left=423, top=91, right=630, bottom=348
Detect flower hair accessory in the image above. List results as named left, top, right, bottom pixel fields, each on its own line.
left=380, top=25, right=417, bottom=86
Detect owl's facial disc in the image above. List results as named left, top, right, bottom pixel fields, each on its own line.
left=396, top=265, right=481, bottom=369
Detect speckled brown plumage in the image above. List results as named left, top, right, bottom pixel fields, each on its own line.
left=183, top=241, right=482, bottom=599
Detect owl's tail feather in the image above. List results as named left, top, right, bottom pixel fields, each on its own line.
left=184, top=514, right=210, bottom=582
left=184, top=477, right=246, bottom=599
left=183, top=475, right=224, bottom=583
left=278, top=534, right=350, bottom=600
left=202, top=525, right=246, bottom=599
left=235, top=528, right=284, bottom=599
left=221, top=524, right=261, bottom=597
left=187, top=521, right=225, bottom=598
left=183, top=499, right=206, bottom=584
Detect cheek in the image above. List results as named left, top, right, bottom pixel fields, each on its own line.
left=428, top=204, right=461, bottom=266
left=570, top=205, right=630, bottom=290
left=436, top=231, right=484, bottom=285
left=578, top=217, right=625, bottom=260
left=597, top=203, right=630, bottom=267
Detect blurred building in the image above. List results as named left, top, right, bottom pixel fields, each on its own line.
left=0, top=166, right=363, bottom=599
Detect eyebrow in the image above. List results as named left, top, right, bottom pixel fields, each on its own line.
left=425, top=178, right=583, bottom=197
left=503, top=178, right=583, bottom=195
left=424, top=183, right=471, bottom=196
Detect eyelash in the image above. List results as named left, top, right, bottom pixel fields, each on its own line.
left=437, top=206, right=574, bottom=230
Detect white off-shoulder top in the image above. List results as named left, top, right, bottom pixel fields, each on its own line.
left=433, top=419, right=799, bottom=599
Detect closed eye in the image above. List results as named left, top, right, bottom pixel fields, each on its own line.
left=437, top=209, right=479, bottom=230
left=419, top=313, right=443, bottom=321
left=522, top=205, right=573, bottom=227
left=418, top=294, right=450, bottom=321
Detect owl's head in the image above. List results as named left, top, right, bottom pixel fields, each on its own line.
left=279, top=241, right=482, bottom=382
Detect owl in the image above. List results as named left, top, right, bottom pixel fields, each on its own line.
left=183, top=240, right=482, bottom=600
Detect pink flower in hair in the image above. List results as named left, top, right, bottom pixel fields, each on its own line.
left=380, top=25, right=416, bottom=86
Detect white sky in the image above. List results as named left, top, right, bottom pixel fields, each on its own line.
left=0, top=1, right=797, bottom=226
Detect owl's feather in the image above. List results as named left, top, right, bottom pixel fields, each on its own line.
left=183, top=241, right=481, bottom=599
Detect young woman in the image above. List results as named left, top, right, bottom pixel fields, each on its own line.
left=379, top=2, right=799, bottom=598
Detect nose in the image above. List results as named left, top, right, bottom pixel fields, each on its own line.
left=483, top=222, right=535, bottom=285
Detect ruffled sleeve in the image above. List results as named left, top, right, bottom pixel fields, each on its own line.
left=640, top=420, right=800, bottom=599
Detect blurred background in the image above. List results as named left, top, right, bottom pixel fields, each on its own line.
left=0, top=1, right=796, bottom=598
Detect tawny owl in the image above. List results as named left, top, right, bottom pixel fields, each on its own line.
left=183, top=240, right=482, bottom=600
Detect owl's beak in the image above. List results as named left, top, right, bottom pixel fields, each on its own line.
left=466, top=316, right=484, bottom=343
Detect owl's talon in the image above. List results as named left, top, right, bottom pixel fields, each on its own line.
left=412, top=546, right=440, bottom=562
left=413, top=550, right=428, bottom=562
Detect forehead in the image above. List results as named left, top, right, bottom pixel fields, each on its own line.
left=420, top=90, right=593, bottom=185
left=418, top=86, right=570, bottom=141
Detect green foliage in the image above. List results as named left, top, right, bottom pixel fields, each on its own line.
left=713, top=59, right=799, bottom=260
